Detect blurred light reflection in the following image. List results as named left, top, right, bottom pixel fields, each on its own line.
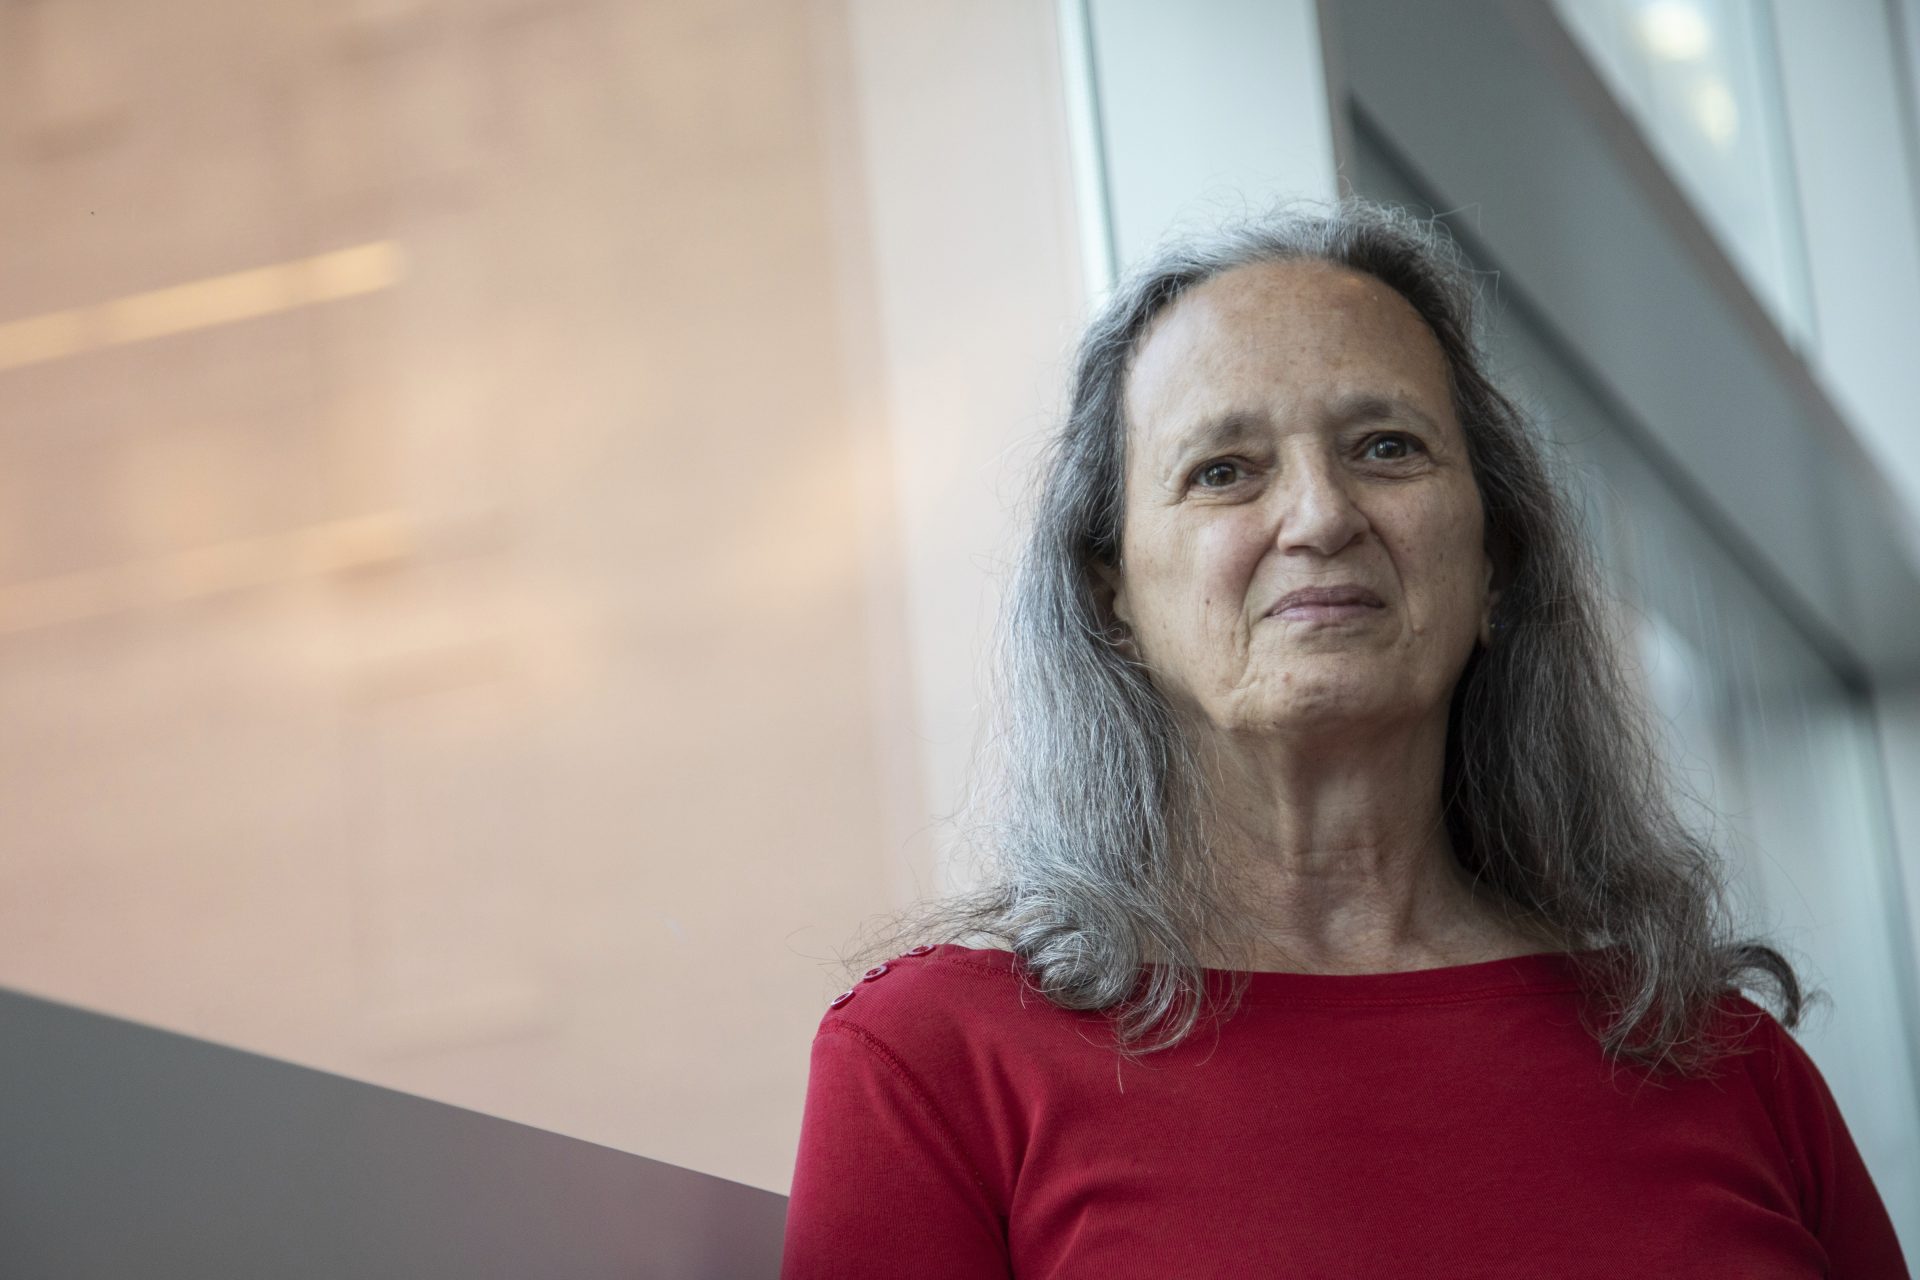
left=0, top=241, right=405, bottom=371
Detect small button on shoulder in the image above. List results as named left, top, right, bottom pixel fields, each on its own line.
left=904, top=944, right=935, bottom=957
left=861, top=964, right=890, bottom=982
left=828, top=989, right=855, bottom=1009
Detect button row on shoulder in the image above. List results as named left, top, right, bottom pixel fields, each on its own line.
left=825, top=945, right=938, bottom=1007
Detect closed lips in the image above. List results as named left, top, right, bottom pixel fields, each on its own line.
left=1270, top=586, right=1384, bottom=613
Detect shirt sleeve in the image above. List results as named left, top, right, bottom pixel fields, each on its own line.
left=781, top=1020, right=1012, bottom=1280
left=1758, top=1015, right=1911, bottom=1279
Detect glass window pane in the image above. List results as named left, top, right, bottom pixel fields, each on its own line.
left=1550, top=0, right=1817, bottom=349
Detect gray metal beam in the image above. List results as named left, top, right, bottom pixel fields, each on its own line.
left=0, top=986, right=787, bottom=1279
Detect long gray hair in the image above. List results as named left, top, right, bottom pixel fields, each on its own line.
left=838, top=196, right=1814, bottom=1077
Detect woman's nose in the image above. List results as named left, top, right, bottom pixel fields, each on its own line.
left=1276, top=458, right=1369, bottom=556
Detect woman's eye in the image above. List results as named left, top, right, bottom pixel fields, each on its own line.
left=1192, top=459, right=1244, bottom=489
left=1191, top=438, right=1420, bottom=488
left=1364, top=433, right=1425, bottom=461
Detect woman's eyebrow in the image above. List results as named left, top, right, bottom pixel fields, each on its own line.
left=1331, top=392, right=1442, bottom=433
left=1165, top=412, right=1266, bottom=462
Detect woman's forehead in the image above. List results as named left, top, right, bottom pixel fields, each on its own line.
left=1123, top=261, right=1453, bottom=441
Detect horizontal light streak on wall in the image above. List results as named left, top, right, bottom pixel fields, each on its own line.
left=0, top=242, right=406, bottom=372
left=0, top=512, right=415, bottom=636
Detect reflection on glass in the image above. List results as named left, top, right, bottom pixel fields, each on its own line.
left=1551, top=0, right=1816, bottom=349
left=0, top=0, right=1085, bottom=1196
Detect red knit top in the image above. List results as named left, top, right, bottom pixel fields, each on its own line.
left=781, top=943, right=1908, bottom=1278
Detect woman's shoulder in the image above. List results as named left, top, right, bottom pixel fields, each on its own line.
left=812, top=943, right=1055, bottom=1053
left=1704, top=989, right=1790, bottom=1054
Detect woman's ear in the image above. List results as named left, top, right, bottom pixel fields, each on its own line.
left=1480, top=547, right=1505, bottom=648
left=1090, top=556, right=1137, bottom=656
left=1091, top=556, right=1129, bottom=627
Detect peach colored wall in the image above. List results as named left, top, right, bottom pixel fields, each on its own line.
left=0, top=0, right=1084, bottom=1193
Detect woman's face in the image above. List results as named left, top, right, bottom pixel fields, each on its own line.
left=1095, top=259, right=1498, bottom=740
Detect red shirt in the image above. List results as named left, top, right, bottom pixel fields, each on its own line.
left=782, top=943, right=1908, bottom=1278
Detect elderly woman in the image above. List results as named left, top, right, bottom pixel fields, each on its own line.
left=780, top=201, right=1907, bottom=1277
